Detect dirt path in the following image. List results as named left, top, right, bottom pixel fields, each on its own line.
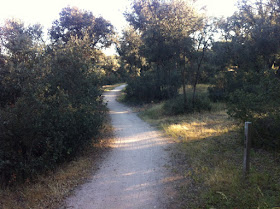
left=65, top=84, right=176, bottom=209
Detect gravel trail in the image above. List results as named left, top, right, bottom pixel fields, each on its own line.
left=65, top=84, right=175, bottom=209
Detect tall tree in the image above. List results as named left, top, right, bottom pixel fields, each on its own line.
left=117, top=27, right=147, bottom=77
left=190, top=19, right=216, bottom=107
left=124, top=0, right=203, bottom=102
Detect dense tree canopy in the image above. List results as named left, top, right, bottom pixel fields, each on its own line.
left=0, top=19, right=43, bottom=65
left=0, top=20, right=44, bottom=107
left=117, top=27, right=146, bottom=77
left=50, top=6, right=115, bottom=48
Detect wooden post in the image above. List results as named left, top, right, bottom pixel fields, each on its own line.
left=243, top=122, right=252, bottom=179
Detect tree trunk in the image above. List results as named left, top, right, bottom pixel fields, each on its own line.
left=167, top=67, right=172, bottom=99
left=156, top=62, right=161, bottom=100
left=192, top=48, right=205, bottom=108
left=182, top=58, right=187, bottom=108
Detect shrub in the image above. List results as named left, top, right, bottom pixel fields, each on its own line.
left=208, top=71, right=242, bottom=102
left=125, top=70, right=180, bottom=103
left=208, top=86, right=226, bottom=102
left=163, top=94, right=212, bottom=115
left=0, top=38, right=106, bottom=186
left=227, top=74, right=280, bottom=150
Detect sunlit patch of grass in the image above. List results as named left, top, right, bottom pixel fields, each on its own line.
left=162, top=111, right=237, bottom=142
left=0, top=117, right=113, bottom=209
left=138, top=102, right=165, bottom=121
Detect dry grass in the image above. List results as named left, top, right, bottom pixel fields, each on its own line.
left=0, top=114, right=114, bottom=209
left=138, top=84, right=280, bottom=209
left=163, top=111, right=237, bottom=141
left=178, top=84, right=211, bottom=95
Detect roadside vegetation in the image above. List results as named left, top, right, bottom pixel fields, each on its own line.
left=137, top=84, right=280, bottom=208
left=0, top=116, right=113, bottom=209
left=0, top=6, right=122, bottom=208
left=0, top=7, right=125, bottom=187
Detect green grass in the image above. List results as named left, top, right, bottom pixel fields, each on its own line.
left=138, top=84, right=280, bottom=209
left=178, top=84, right=211, bottom=95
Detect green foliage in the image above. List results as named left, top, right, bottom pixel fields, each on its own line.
left=208, top=86, right=226, bottom=102
left=0, top=19, right=43, bottom=64
left=227, top=73, right=280, bottom=149
left=0, top=18, right=106, bottom=186
left=121, top=0, right=204, bottom=104
left=50, top=6, right=115, bottom=48
left=117, top=27, right=146, bottom=77
left=125, top=69, right=180, bottom=103
left=207, top=0, right=280, bottom=150
left=0, top=19, right=44, bottom=107
left=163, top=93, right=211, bottom=115
left=208, top=70, right=239, bottom=102
left=97, top=54, right=124, bottom=85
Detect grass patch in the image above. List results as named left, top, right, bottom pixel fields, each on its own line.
left=116, top=85, right=127, bottom=103
left=138, top=85, right=280, bottom=208
left=0, top=116, right=113, bottom=209
left=178, top=84, right=211, bottom=95
left=102, top=83, right=125, bottom=92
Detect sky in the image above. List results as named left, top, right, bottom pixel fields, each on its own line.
left=0, top=0, right=239, bottom=54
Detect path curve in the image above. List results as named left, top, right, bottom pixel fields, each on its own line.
left=65, top=84, right=175, bottom=209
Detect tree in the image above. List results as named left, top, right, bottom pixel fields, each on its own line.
left=0, top=19, right=43, bottom=66
left=123, top=0, right=203, bottom=102
left=0, top=19, right=44, bottom=107
left=117, top=27, right=147, bottom=77
left=209, top=0, right=280, bottom=149
left=50, top=6, right=115, bottom=48
left=190, top=19, right=216, bottom=107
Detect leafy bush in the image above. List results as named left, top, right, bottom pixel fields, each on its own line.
left=163, top=94, right=211, bottom=115
left=227, top=74, right=280, bottom=150
left=208, top=71, right=243, bottom=102
left=208, top=86, right=226, bottom=102
left=0, top=37, right=106, bottom=186
left=102, top=72, right=123, bottom=85
left=125, top=70, right=180, bottom=103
